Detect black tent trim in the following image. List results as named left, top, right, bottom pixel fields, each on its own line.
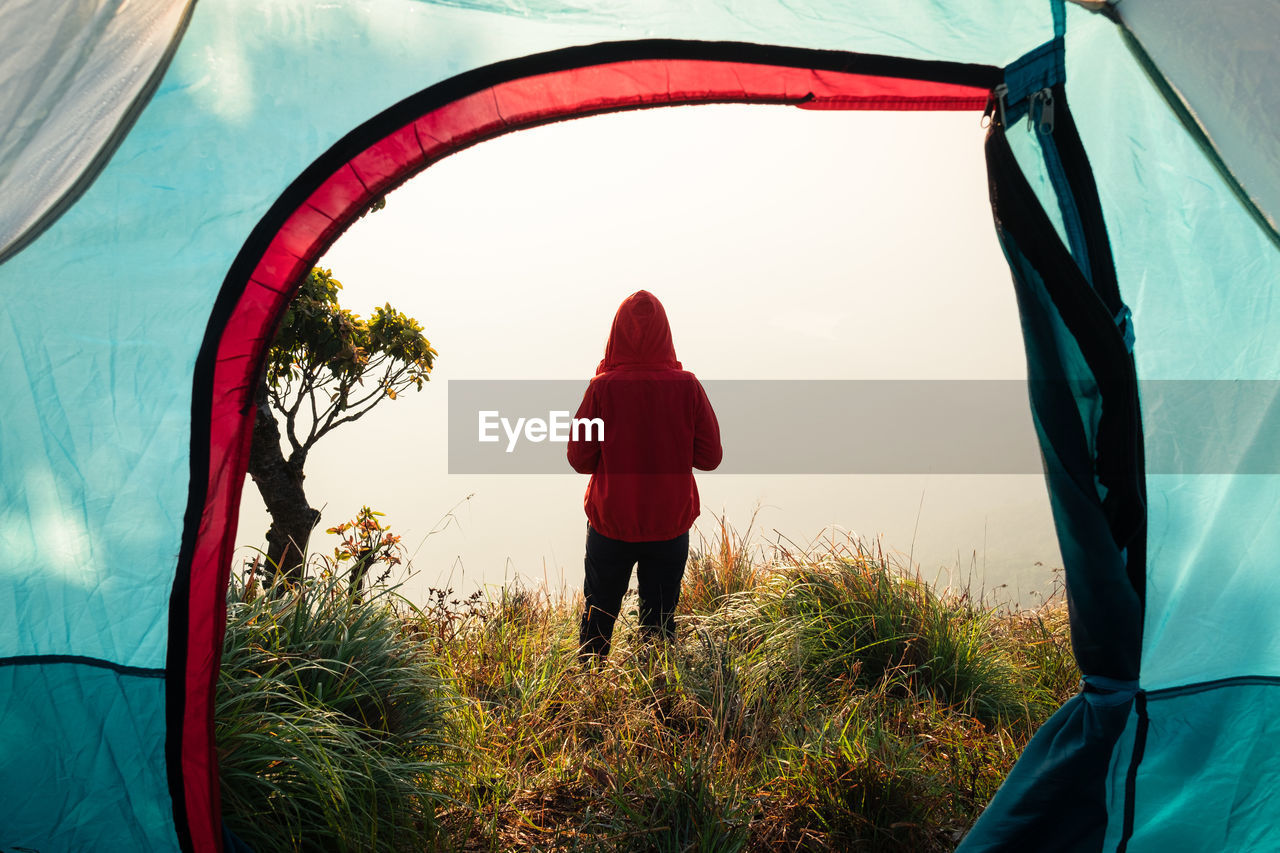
left=176, top=39, right=1004, bottom=853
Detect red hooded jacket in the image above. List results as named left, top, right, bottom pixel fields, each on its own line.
left=567, top=291, right=722, bottom=542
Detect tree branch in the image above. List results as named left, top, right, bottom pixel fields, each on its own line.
left=285, top=365, right=309, bottom=420
left=309, top=374, right=383, bottom=449
left=317, top=400, right=384, bottom=435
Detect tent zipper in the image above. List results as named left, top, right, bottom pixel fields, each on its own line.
left=983, top=82, right=1009, bottom=128
left=1028, top=87, right=1055, bottom=134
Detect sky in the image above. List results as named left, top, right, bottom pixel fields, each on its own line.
left=235, top=103, right=1064, bottom=606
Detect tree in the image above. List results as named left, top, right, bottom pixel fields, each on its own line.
left=247, top=266, right=436, bottom=583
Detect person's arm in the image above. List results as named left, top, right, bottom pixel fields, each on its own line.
left=566, top=381, right=602, bottom=474
left=692, top=381, right=722, bottom=471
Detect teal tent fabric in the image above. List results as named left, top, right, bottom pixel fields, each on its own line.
left=0, top=662, right=173, bottom=849
left=0, top=1, right=1276, bottom=850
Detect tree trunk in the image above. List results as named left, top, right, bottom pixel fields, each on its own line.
left=347, top=547, right=375, bottom=602
left=246, top=385, right=319, bottom=584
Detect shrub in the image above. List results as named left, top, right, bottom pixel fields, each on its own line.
left=724, top=550, right=1038, bottom=727
left=217, top=573, right=457, bottom=852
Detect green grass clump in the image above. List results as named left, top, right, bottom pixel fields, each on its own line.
left=217, top=573, right=456, bottom=852
left=217, top=526, right=1078, bottom=852
left=719, top=551, right=1042, bottom=728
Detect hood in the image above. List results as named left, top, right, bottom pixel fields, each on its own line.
left=596, top=290, right=682, bottom=374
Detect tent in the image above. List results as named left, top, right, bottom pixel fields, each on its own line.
left=1, top=0, right=1276, bottom=849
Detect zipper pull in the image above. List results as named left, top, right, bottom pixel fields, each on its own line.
left=1028, top=87, right=1055, bottom=135
left=1115, top=304, right=1135, bottom=352
left=983, top=83, right=1009, bottom=128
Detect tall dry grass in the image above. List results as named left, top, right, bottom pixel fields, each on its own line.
left=218, top=524, right=1077, bottom=852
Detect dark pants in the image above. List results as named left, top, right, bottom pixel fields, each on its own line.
left=579, top=524, right=690, bottom=660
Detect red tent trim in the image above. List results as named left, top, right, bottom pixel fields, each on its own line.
left=177, top=45, right=995, bottom=852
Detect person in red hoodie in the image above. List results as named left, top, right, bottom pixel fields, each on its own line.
left=567, top=290, right=722, bottom=662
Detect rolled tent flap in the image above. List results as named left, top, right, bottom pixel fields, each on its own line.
left=967, top=4, right=1280, bottom=849
left=959, top=87, right=1146, bottom=846
left=0, top=0, right=195, bottom=264
left=955, top=688, right=1138, bottom=852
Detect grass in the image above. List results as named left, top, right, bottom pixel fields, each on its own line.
left=217, top=572, right=455, bottom=852
left=218, top=527, right=1077, bottom=852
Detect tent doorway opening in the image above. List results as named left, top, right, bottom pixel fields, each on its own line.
left=231, top=98, right=1062, bottom=609
left=189, top=44, right=1078, bottom=852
